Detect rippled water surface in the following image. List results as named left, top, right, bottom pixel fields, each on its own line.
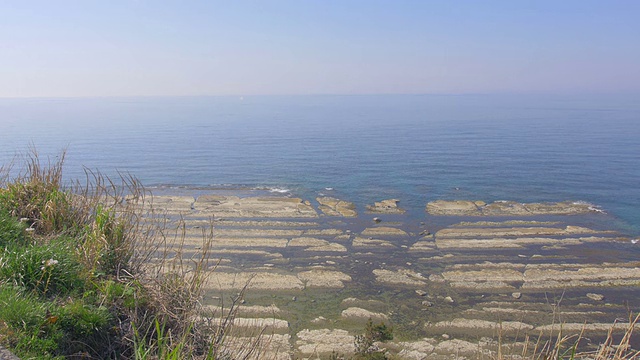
left=1, top=94, right=639, bottom=235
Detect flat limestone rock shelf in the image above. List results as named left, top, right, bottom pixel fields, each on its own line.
left=139, top=193, right=639, bottom=359
left=426, top=200, right=598, bottom=216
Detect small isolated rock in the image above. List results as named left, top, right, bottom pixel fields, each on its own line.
left=587, top=293, right=605, bottom=301
left=311, top=316, right=327, bottom=324
left=512, top=292, right=522, bottom=299
left=292, top=296, right=297, bottom=301
left=415, top=290, right=428, bottom=296
left=441, top=334, right=450, bottom=339
left=373, top=217, right=382, bottom=223
left=421, top=301, right=433, bottom=307
left=444, top=296, right=455, bottom=304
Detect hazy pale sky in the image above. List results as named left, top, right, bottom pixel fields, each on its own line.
left=1, top=1, right=639, bottom=97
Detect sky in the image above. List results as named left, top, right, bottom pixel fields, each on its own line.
left=1, top=1, right=639, bottom=97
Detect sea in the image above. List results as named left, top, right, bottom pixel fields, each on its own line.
left=1, top=94, right=639, bottom=236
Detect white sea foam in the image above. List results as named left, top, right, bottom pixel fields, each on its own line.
left=269, top=188, right=290, bottom=194
left=573, top=201, right=606, bottom=214
left=631, top=239, right=638, bottom=245
left=325, top=187, right=334, bottom=191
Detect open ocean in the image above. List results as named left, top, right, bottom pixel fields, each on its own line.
left=1, top=94, right=639, bottom=236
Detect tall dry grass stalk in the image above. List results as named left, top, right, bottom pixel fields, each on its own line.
left=491, top=313, right=640, bottom=360
left=1, top=149, right=275, bottom=358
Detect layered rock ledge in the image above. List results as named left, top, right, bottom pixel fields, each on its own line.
left=426, top=200, right=598, bottom=216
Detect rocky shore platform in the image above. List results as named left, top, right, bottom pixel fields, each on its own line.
left=137, top=192, right=640, bottom=359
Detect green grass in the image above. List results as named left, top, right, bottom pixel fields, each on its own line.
left=0, top=237, right=84, bottom=297
left=2, top=149, right=638, bottom=360
left=0, top=149, right=239, bottom=359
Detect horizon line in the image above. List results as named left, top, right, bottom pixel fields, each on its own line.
left=1, top=90, right=639, bottom=100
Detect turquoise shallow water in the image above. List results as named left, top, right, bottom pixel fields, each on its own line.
left=1, top=94, right=639, bottom=235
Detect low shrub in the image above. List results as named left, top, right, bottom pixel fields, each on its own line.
left=354, top=318, right=393, bottom=359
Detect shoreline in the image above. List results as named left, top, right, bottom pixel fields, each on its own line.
left=140, top=190, right=640, bottom=358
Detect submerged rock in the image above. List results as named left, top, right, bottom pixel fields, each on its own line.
left=366, top=199, right=406, bottom=214
left=316, top=197, right=358, bottom=217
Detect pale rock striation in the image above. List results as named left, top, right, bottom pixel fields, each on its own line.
left=207, top=237, right=289, bottom=248
left=298, top=269, right=352, bottom=288
left=434, top=339, right=483, bottom=355
left=454, top=220, right=561, bottom=227
left=409, top=241, right=437, bottom=252
left=341, top=307, right=388, bottom=321
left=352, top=237, right=395, bottom=248
left=305, top=242, right=348, bottom=252
left=427, top=200, right=598, bottom=216
left=365, top=199, right=406, bottom=214
left=429, top=318, right=534, bottom=333
left=210, top=228, right=304, bottom=237
left=288, top=237, right=330, bottom=247
left=435, top=226, right=605, bottom=239
left=222, top=334, right=291, bottom=360
left=194, top=195, right=317, bottom=218
left=426, top=200, right=483, bottom=216
left=231, top=318, right=290, bottom=333
left=138, top=195, right=195, bottom=214
left=228, top=304, right=282, bottom=317
left=287, top=237, right=348, bottom=252
left=207, top=220, right=320, bottom=228
left=303, top=228, right=344, bottom=236
left=535, top=322, right=640, bottom=333
left=341, top=297, right=387, bottom=310
left=361, top=226, right=409, bottom=237
left=316, top=197, right=358, bottom=217
left=522, top=264, right=640, bottom=289
left=435, top=236, right=616, bottom=250
left=373, top=269, right=428, bottom=286
left=390, top=340, right=436, bottom=360
left=207, top=272, right=304, bottom=291
left=296, top=329, right=355, bottom=355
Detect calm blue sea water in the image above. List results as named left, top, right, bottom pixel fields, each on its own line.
left=1, top=94, right=639, bottom=235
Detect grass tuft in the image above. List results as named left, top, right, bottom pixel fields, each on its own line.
left=0, top=149, right=265, bottom=359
